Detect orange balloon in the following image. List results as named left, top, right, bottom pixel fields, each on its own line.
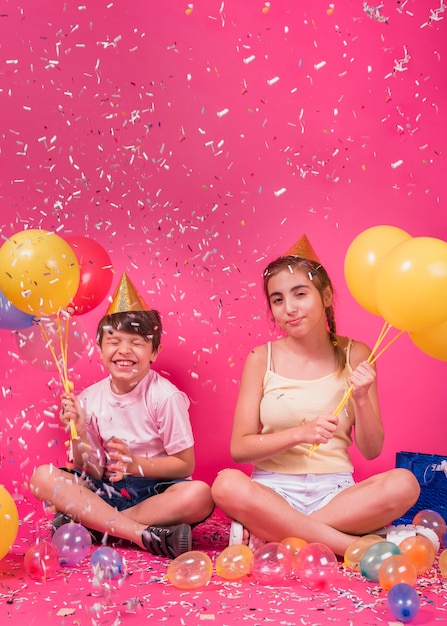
left=343, top=535, right=384, bottom=571
left=167, top=551, right=213, bottom=589
left=399, top=535, right=436, bottom=575
left=375, top=236, right=447, bottom=331
left=344, top=225, right=411, bottom=316
left=378, top=554, right=417, bottom=591
left=215, top=544, right=253, bottom=580
left=439, top=549, right=447, bottom=577
left=409, top=318, right=447, bottom=362
left=280, top=537, right=307, bottom=567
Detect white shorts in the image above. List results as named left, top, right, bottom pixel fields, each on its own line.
left=251, top=468, right=355, bottom=515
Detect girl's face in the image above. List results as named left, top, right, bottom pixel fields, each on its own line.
left=100, top=328, right=159, bottom=393
left=266, top=267, right=332, bottom=337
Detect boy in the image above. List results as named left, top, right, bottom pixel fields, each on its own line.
left=30, top=273, right=214, bottom=558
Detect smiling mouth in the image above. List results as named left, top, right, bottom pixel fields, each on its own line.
left=113, top=360, right=136, bottom=367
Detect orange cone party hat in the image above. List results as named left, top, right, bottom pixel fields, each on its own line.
left=106, top=273, right=150, bottom=314
left=285, top=234, right=320, bottom=263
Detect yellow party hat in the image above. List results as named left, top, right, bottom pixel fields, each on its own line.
left=106, top=273, right=150, bottom=314
left=285, top=234, right=320, bottom=263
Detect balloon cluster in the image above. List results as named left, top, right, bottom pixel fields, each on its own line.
left=167, top=537, right=339, bottom=591
left=0, top=229, right=113, bottom=324
left=344, top=508, right=447, bottom=622
left=344, top=226, right=447, bottom=362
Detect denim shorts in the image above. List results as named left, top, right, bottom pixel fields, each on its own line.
left=251, top=468, right=355, bottom=515
left=63, top=467, right=188, bottom=512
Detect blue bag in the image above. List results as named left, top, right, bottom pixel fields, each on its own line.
left=394, top=451, right=447, bottom=525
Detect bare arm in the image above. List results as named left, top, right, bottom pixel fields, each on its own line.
left=230, top=345, right=339, bottom=464
left=349, top=341, right=384, bottom=460
left=107, top=437, right=195, bottom=482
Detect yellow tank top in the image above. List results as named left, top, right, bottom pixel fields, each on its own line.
left=256, top=340, right=355, bottom=475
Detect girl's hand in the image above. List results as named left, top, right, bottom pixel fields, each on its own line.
left=350, top=361, right=376, bottom=400
left=302, top=414, right=338, bottom=445
left=107, top=437, right=133, bottom=482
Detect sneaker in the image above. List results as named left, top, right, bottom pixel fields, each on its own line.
left=51, top=512, right=103, bottom=544
left=142, top=523, right=192, bottom=558
left=229, top=520, right=265, bottom=552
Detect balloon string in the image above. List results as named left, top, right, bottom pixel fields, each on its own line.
left=308, top=323, right=404, bottom=457
left=38, top=315, right=78, bottom=440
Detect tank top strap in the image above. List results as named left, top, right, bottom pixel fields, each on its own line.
left=345, top=337, right=353, bottom=368
left=266, top=341, right=273, bottom=373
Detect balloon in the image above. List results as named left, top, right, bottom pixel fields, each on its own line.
left=0, top=290, right=34, bottom=330
left=215, top=544, right=254, bottom=580
left=295, top=542, right=338, bottom=590
left=343, top=535, right=384, bottom=571
left=15, top=316, right=88, bottom=371
left=413, top=509, right=447, bottom=540
left=360, top=541, right=401, bottom=582
left=90, top=546, right=125, bottom=586
left=52, top=522, right=92, bottom=566
left=0, top=485, right=19, bottom=561
left=375, top=236, right=447, bottom=332
left=0, top=229, right=80, bottom=316
left=344, top=225, right=412, bottom=316
left=280, top=536, right=307, bottom=568
left=24, top=541, right=60, bottom=581
left=64, top=236, right=113, bottom=316
left=250, top=542, right=292, bottom=585
left=409, top=318, right=447, bottom=362
left=387, top=583, right=420, bottom=622
left=167, top=551, right=213, bottom=589
left=378, top=554, right=417, bottom=591
left=399, top=535, right=436, bottom=575
left=439, top=549, right=447, bottom=577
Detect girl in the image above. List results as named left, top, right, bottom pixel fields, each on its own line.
left=212, top=256, right=422, bottom=557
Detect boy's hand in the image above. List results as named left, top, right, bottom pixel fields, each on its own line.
left=60, top=392, right=86, bottom=435
left=108, top=437, right=133, bottom=482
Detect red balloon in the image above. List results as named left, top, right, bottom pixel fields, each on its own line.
left=64, top=236, right=113, bottom=315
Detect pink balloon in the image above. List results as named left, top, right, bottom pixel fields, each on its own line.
left=64, top=236, right=113, bottom=315
left=295, top=542, right=338, bottom=590
left=24, top=541, right=60, bottom=581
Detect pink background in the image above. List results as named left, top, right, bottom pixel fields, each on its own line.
left=1, top=1, right=446, bottom=533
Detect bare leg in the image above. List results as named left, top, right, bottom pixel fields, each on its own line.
left=31, top=464, right=213, bottom=549
left=212, top=468, right=420, bottom=557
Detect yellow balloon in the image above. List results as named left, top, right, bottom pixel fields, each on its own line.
left=215, top=544, right=253, bottom=580
left=0, top=485, right=19, bottom=561
left=409, top=318, right=447, bottom=362
left=0, top=229, right=80, bottom=316
left=375, top=236, right=447, bottom=331
left=344, top=225, right=412, bottom=316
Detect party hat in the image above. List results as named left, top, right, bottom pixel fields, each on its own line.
left=285, top=234, right=320, bottom=262
left=106, top=273, right=150, bottom=314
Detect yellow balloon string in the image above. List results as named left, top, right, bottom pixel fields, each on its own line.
left=38, top=314, right=78, bottom=440
left=308, top=321, right=404, bottom=457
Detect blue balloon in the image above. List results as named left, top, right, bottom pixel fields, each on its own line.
left=387, top=583, right=420, bottom=622
left=0, top=290, right=34, bottom=330
left=90, top=546, right=124, bottom=581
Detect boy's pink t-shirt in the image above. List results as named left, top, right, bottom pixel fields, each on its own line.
left=77, top=369, right=193, bottom=478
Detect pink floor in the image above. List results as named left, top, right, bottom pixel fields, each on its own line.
left=1, top=509, right=446, bottom=625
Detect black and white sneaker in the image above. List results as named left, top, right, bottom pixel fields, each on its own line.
left=142, top=524, right=192, bottom=558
